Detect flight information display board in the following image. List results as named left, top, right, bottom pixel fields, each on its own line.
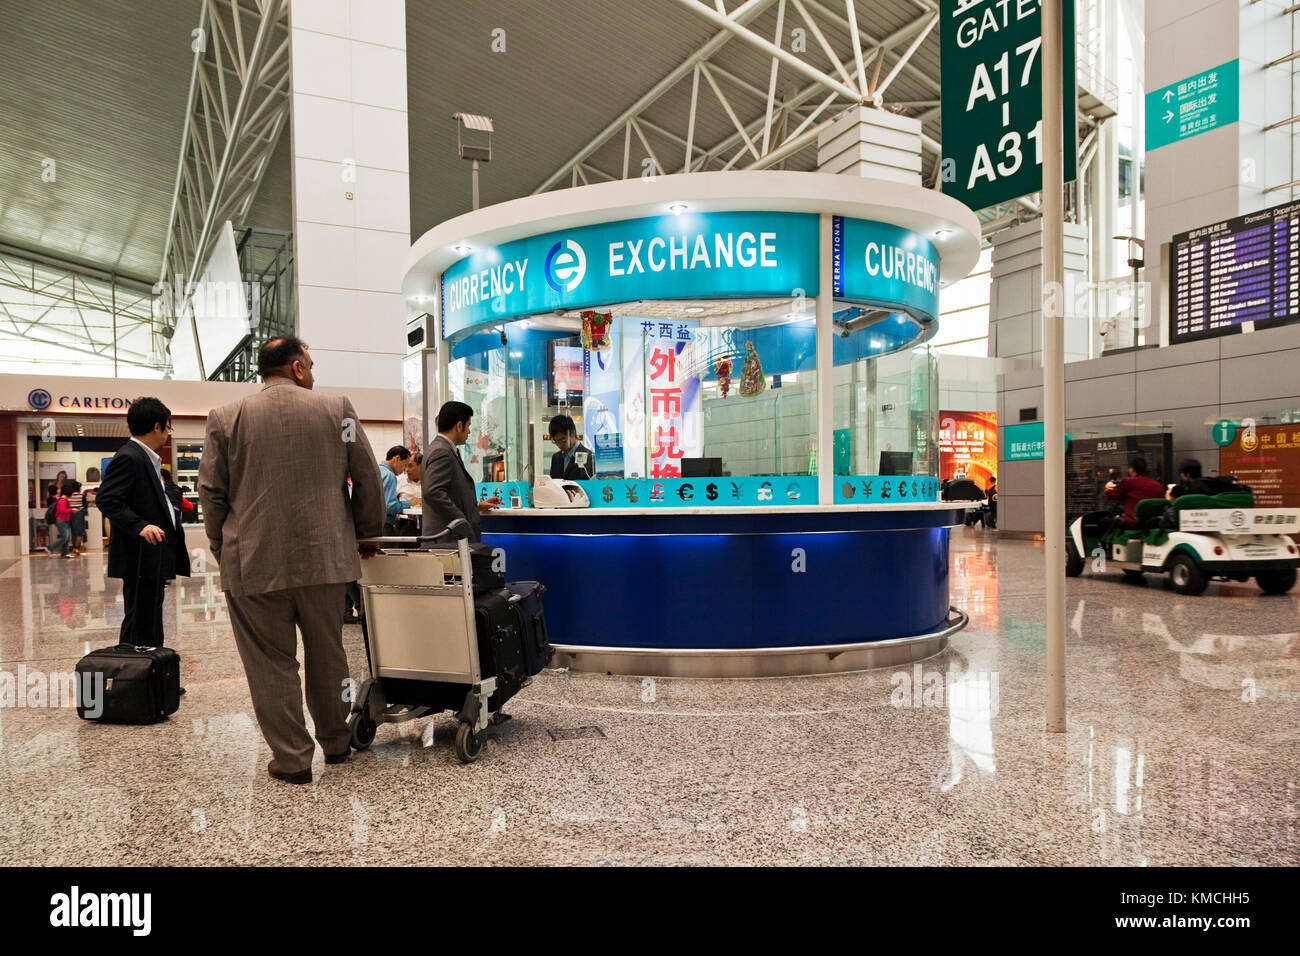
left=1170, top=198, right=1300, bottom=343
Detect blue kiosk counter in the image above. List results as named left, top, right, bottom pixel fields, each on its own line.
left=403, top=170, right=983, bottom=676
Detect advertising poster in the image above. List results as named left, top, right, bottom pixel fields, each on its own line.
left=583, top=316, right=624, bottom=476
left=939, top=411, right=997, bottom=488
left=1219, top=423, right=1300, bottom=508
left=621, top=319, right=701, bottom=478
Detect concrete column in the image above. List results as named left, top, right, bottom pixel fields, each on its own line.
left=816, top=106, right=923, bottom=186
left=988, top=219, right=1089, bottom=368
left=287, top=0, right=409, bottom=389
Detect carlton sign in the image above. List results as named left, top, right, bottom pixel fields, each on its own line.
left=24, top=387, right=134, bottom=412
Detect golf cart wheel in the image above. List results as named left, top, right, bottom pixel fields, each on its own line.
left=454, top=721, right=482, bottom=763
left=1168, top=553, right=1208, bottom=596
left=349, top=713, right=376, bottom=750
left=1065, top=539, right=1084, bottom=577
left=1256, top=568, right=1297, bottom=595
left=1122, top=569, right=1145, bottom=583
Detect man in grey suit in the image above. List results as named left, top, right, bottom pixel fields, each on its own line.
left=422, top=401, right=500, bottom=542
left=199, top=336, right=384, bottom=785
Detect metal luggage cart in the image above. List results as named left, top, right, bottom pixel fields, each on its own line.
left=348, top=519, right=510, bottom=763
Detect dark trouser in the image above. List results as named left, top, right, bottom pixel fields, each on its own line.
left=226, top=582, right=350, bottom=774
left=345, top=580, right=361, bottom=613
left=120, top=573, right=166, bottom=646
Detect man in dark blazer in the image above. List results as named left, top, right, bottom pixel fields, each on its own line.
left=422, top=401, right=499, bottom=542
left=548, top=414, right=595, bottom=480
left=97, top=396, right=191, bottom=648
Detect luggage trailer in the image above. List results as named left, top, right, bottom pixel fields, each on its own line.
left=350, top=519, right=516, bottom=763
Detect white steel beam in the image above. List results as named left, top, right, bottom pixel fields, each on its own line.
left=671, top=0, right=862, bottom=102
left=532, top=0, right=777, bottom=193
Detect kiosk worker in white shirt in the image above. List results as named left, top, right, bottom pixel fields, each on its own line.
left=96, top=397, right=191, bottom=648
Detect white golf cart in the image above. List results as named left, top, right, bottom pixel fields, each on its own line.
left=1066, top=492, right=1299, bottom=595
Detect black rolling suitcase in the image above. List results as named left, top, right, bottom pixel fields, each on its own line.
left=75, top=644, right=181, bottom=723
left=505, top=581, right=552, bottom=675
left=473, top=589, right=525, bottom=709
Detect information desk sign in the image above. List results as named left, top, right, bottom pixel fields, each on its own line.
left=939, top=0, right=1077, bottom=211
left=1145, top=60, right=1239, bottom=152
left=1170, top=198, right=1300, bottom=344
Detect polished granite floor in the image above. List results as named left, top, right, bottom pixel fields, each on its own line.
left=1, top=530, right=1296, bottom=866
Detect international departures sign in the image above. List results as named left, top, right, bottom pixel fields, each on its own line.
left=939, top=0, right=1077, bottom=212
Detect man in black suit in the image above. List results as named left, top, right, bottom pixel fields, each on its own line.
left=422, top=401, right=499, bottom=542
left=548, top=414, right=594, bottom=480
left=97, top=397, right=191, bottom=648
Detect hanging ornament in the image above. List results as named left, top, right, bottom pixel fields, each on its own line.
left=581, top=310, right=613, bottom=351
left=738, top=341, right=766, bottom=397
left=712, top=354, right=734, bottom=398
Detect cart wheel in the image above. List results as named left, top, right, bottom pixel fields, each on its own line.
left=454, top=721, right=482, bottom=763
left=1065, top=538, right=1084, bottom=577
left=1168, top=553, right=1208, bottom=596
left=350, top=713, right=377, bottom=750
left=1256, top=568, right=1297, bottom=595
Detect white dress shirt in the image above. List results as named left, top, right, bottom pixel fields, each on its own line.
left=131, top=437, right=174, bottom=527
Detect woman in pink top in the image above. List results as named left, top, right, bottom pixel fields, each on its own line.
left=50, top=491, right=73, bottom=558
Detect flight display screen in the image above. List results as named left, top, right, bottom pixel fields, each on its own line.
left=1170, top=198, right=1300, bottom=343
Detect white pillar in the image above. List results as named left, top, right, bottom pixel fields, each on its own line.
left=287, top=0, right=410, bottom=389
left=817, top=214, right=834, bottom=505
left=1042, top=0, right=1067, bottom=734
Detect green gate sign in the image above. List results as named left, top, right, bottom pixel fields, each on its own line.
left=939, top=0, right=1077, bottom=211
left=1145, top=60, right=1239, bottom=151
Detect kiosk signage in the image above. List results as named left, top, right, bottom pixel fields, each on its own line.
left=441, top=211, right=821, bottom=340
left=832, top=216, right=941, bottom=323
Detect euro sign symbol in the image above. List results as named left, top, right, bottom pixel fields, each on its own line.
left=705, top=482, right=718, bottom=500
left=602, top=486, right=614, bottom=503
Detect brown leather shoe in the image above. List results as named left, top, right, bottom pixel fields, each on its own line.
left=268, top=759, right=312, bottom=784
left=324, top=749, right=351, bottom=765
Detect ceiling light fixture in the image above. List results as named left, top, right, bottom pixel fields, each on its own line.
left=454, top=243, right=472, bottom=255
left=934, top=228, right=953, bottom=238
left=668, top=202, right=689, bottom=216
left=682, top=305, right=706, bottom=313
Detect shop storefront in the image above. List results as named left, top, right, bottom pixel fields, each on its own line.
left=403, top=170, right=982, bottom=674
left=0, top=374, right=403, bottom=557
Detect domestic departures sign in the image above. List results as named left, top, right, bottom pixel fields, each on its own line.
left=939, top=0, right=1077, bottom=212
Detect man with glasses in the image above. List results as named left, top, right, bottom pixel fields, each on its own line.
left=97, top=397, right=190, bottom=649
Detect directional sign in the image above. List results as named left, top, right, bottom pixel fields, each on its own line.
left=939, top=0, right=1077, bottom=211
left=1145, top=60, right=1239, bottom=151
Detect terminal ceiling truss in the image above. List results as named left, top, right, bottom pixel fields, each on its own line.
left=0, top=246, right=163, bottom=375
left=159, top=0, right=291, bottom=317
left=533, top=0, right=945, bottom=193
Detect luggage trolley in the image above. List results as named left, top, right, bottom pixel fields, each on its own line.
left=348, top=519, right=513, bottom=763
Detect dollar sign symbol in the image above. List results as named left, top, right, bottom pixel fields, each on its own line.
left=602, top=486, right=613, bottom=503
left=706, top=483, right=718, bottom=501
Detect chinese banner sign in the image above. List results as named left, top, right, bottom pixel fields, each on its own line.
left=622, top=319, right=701, bottom=478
